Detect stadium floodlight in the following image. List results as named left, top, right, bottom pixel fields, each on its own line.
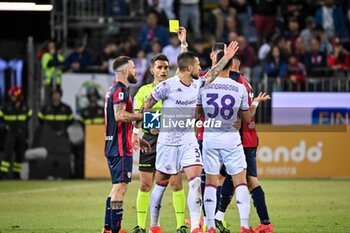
left=0, top=2, right=53, bottom=11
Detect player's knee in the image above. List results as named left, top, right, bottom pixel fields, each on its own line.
left=232, top=171, right=247, bottom=186
left=170, top=181, right=183, bottom=191
left=140, top=182, right=152, bottom=192
left=113, top=183, right=128, bottom=197
left=247, top=176, right=259, bottom=191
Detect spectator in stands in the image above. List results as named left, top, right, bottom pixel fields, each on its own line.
left=222, top=16, right=238, bottom=43
left=300, top=16, right=316, bottom=52
left=116, top=38, right=138, bottom=58
left=315, top=0, right=349, bottom=42
left=304, top=38, right=328, bottom=77
left=209, top=0, right=236, bottom=41
left=251, top=0, right=279, bottom=44
left=294, top=37, right=307, bottom=62
left=275, top=35, right=292, bottom=58
left=264, top=46, right=288, bottom=91
left=147, top=0, right=170, bottom=26
left=97, top=41, right=118, bottom=73
left=314, top=25, right=333, bottom=54
left=254, top=33, right=277, bottom=85
left=139, top=10, right=169, bottom=52
left=281, top=0, right=310, bottom=29
left=284, top=17, right=300, bottom=52
left=230, top=0, right=257, bottom=43
left=191, top=38, right=211, bottom=70
left=226, top=31, right=239, bottom=45
left=129, top=49, right=148, bottom=98
left=236, top=35, right=255, bottom=82
left=147, top=0, right=176, bottom=20
left=258, top=33, right=276, bottom=61
left=146, top=40, right=162, bottom=66
left=41, top=41, right=64, bottom=103
left=286, top=54, right=306, bottom=91
left=64, top=41, right=95, bottom=72
left=162, top=33, right=181, bottom=75
left=327, top=37, right=350, bottom=77
left=38, top=87, right=74, bottom=138
left=179, top=0, right=201, bottom=39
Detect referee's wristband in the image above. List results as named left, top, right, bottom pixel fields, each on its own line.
left=133, top=127, right=140, bottom=134
left=252, top=101, right=259, bottom=107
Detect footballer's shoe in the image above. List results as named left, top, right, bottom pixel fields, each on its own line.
left=191, top=227, right=203, bottom=233
left=119, top=229, right=128, bottom=233
left=215, top=219, right=230, bottom=233
left=132, top=226, right=146, bottom=233
left=254, top=224, right=274, bottom=233
left=102, top=226, right=112, bottom=233
left=205, top=227, right=216, bottom=233
left=202, top=224, right=208, bottom=232
left=176, top=225, right=190, bottom=233
left=102, top=228, right=112, bottom=233
left=149, top=226, right=163, bottom=233
left=240, top=226, right=255, bottom=233
left=185, top=217, right=205, bottom=227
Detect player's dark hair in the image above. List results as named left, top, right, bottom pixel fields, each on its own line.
left=150, top=54, right=169, bottom=67
left=216, top=51, right=233, bottom=70
left=177, top=51, right=198, bottom=71
left=212, top=42, right=225, bottom=52
left=112, top=56, right=132, bottom=71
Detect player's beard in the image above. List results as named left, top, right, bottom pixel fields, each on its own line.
left=127, top=73, right=138, bottom=84
left=191, top=73, right=199, bottom=80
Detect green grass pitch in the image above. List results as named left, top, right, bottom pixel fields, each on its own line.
left=1, top=179, right=350, bottom=233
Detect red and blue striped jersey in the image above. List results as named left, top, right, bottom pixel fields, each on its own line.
left=104, top=81, right=133, bottom=157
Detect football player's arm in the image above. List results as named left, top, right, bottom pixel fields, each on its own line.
left=249, top=92, right=271, bottom=119
left=204, top=41, right=239, bottom=85
left=178, top=27, right=188, bottom=53
left=175, top=27, right=188, bottom=75
left=113, top=88, right=143, bottom=122
left=113, top=104, right=143, bottom=122
left=134, top=94, right=159, bottom=128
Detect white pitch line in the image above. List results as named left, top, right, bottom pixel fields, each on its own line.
left=0, top=182, right=107, bottom=196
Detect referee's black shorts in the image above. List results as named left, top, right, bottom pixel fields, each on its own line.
left=138, top=133, right=158, bottom=172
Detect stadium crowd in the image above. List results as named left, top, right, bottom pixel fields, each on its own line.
left=37, top=0, right=350, bottom=95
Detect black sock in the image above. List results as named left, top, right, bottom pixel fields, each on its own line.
left=201, top=169, right=206, bottom=216
left=251, top=186, right=270, bottom=225
left=215, top=186, right=222, bottom=213
left=111, top=208, right=123, bottom=232
left=218, top=175, right=233, bottom=213
left=104, top=197, right=111, bottom=229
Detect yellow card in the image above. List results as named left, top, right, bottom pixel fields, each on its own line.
left=169, top=20, right=179, bottom=32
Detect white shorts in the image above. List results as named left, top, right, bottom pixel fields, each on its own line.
left=203, top=144, right=247, bottom=176
left=156, top=142, right=202, bottom=175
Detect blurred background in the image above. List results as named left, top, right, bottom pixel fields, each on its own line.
left=0, top=0, right=349, bottom=181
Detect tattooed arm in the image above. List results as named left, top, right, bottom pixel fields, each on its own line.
left=113, top=104, right=143, bottom=122
left=204, top=41, right=239, bottom=85
left=134, top=95, right=159, bottom=128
